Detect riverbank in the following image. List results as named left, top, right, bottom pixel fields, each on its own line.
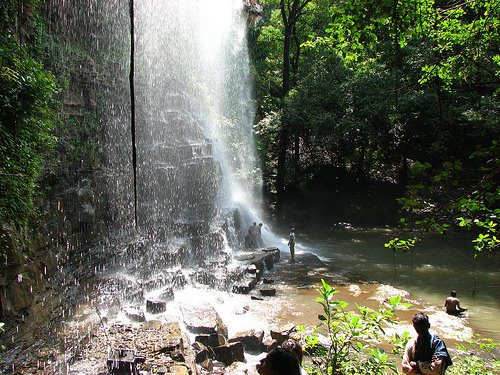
left=3, top=246, right=493, bottom=374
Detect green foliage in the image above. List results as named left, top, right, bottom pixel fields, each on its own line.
left=449, top=336, right=500, bottom=375
left=386, top=141, right=499, bottom=255
left=0, top=321, right=4, bottom=353
left=300, top=279, right=410, bottom=374
left=252, top=0, right=498, bottom=218
left=384, top=235, right=417, bottom=253
left=306, top=0, right=499, bottom=87
left=300, top=281, right=499, bottom=375
left=0, top=34, right=59, bottom=229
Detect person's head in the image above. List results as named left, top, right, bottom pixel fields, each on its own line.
left=259, top=223, right=263, bottom=227
left=257, top=347, right=300, bottom=375
left=281, top=339, right=303, bottom=364
left=450, top=290, right=457, bottom=297
left=412, top=312, right=431, bottom=335
left=253, top=222, right=257, bottom=226
left=290, top=227, right=295, bottom=232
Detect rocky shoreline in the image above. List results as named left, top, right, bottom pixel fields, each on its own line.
left=1, top=247, right=290, bottom=374
left=1, top=245, right=478, bottom=374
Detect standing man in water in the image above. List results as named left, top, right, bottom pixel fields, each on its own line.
left=402, top=312, right=452, bottom=374
left=288, top=227, right=296, bottom=262
left=444, top=291, right=467, bottom=315
left=256, top=222, right=264, bottom=247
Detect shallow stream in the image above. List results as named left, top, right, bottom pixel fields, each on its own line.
left=279, top=228, right=500, bottom=343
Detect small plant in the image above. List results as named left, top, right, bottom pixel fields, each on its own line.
left=448, top=336, right=499, bottom=375
left=300, top=279, right=410, bottom=375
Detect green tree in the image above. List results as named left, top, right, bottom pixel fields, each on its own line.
left=0, top=32, right=58, bottom=229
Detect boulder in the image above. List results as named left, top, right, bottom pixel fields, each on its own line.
left=159, top=288, right=175, bottom=302
left=232, top=277, right=257, bottom=294
left=199, top=358, right=213, bottom=371
left=264, top=254, right=274, bottom=269
left=270, top=323, right=296, bottom=345
left=225, top=362, right=254, bottom=374
left=169, top=365, right=189, bottom=374
left=123, top=307, right=146, bottom=322
left=146, top=299, right=166, bottom=314
left=262, top=247, right=280, bottom=263
left=259, top=287, right=276, bottom=297
left=181, top=302, right=228, bottom=337
left=195, top=333, right=226, bottom=347
left=235, top=305, right=250, bottom=315
left=212, top=342, right=245, bottom=366
left=149, top=321, right=183, bottom=353
left=192, top=342, right=212, bottom=364
left=228, top=329, right=264, bottom=352
left=261, top=338, right=279, bottom=352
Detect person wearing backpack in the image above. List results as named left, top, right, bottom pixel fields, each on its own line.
left=402, top=312, right=453, bottom=374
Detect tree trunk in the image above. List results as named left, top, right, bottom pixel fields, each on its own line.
left=357, top=143, right=366, bottom=180
left=275, top=0, right=310, bottom=209
left=294, top=133, right=300, bottom=182
left=275, top=14, right=293, bottom=204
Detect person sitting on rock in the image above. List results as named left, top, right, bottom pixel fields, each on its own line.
left=402, top=312, right=452, bottom=374
left=257, top=347, right=301, bottom=375
left=444, top=291, right=467, bottom=315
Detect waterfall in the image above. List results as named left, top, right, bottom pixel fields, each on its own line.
left=135, top=0, right=259, bottom=233
left=92, top=0, right=266, bottom=315
left=39, top=0, right=268, bottom=325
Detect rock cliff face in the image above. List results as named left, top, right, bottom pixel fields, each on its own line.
left=1, top=0, right=261, bottom=336
left=243, top=0, right=264, bottom=24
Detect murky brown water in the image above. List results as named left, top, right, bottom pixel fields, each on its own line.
left=269, top=228, right=499, bottom=343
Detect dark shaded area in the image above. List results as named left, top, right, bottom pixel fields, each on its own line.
left=275, top=167, right=399, bottom=230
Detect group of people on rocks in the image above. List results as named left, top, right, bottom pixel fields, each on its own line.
left=244, top=222, right=263, bottom=249
left=257, top=291, right=468, bottom=374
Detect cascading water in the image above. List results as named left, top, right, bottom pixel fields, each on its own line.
left=96, top=0, right=268, bottom=319
left=135, top=0, right=259, bottom=231
left=1, top=2, right=279, bottom=371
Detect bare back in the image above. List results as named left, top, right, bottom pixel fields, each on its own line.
left=444, top=297, right=462, bottom=314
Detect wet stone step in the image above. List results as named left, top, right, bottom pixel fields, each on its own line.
left=259, top=287, right=276, bottom=297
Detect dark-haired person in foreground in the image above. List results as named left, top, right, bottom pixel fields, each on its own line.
left=282, top=339, right=308, bottom=375
left=402, top=312, right=453, bottom=374
left=257, top=347, right=301, bottom=375
left=444, top=291, right=467, bottom=315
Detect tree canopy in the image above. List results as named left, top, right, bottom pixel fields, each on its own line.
left=251, top=0, right=499, bottom=250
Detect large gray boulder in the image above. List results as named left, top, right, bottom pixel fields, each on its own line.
left=180, top=302, right=228, bottom=337
left=228, top=329, right=264, bottom=352
left=212, top=342, right=245, bottom=366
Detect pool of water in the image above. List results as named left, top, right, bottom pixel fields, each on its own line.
left=288, top=228, right=500, bottom=342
